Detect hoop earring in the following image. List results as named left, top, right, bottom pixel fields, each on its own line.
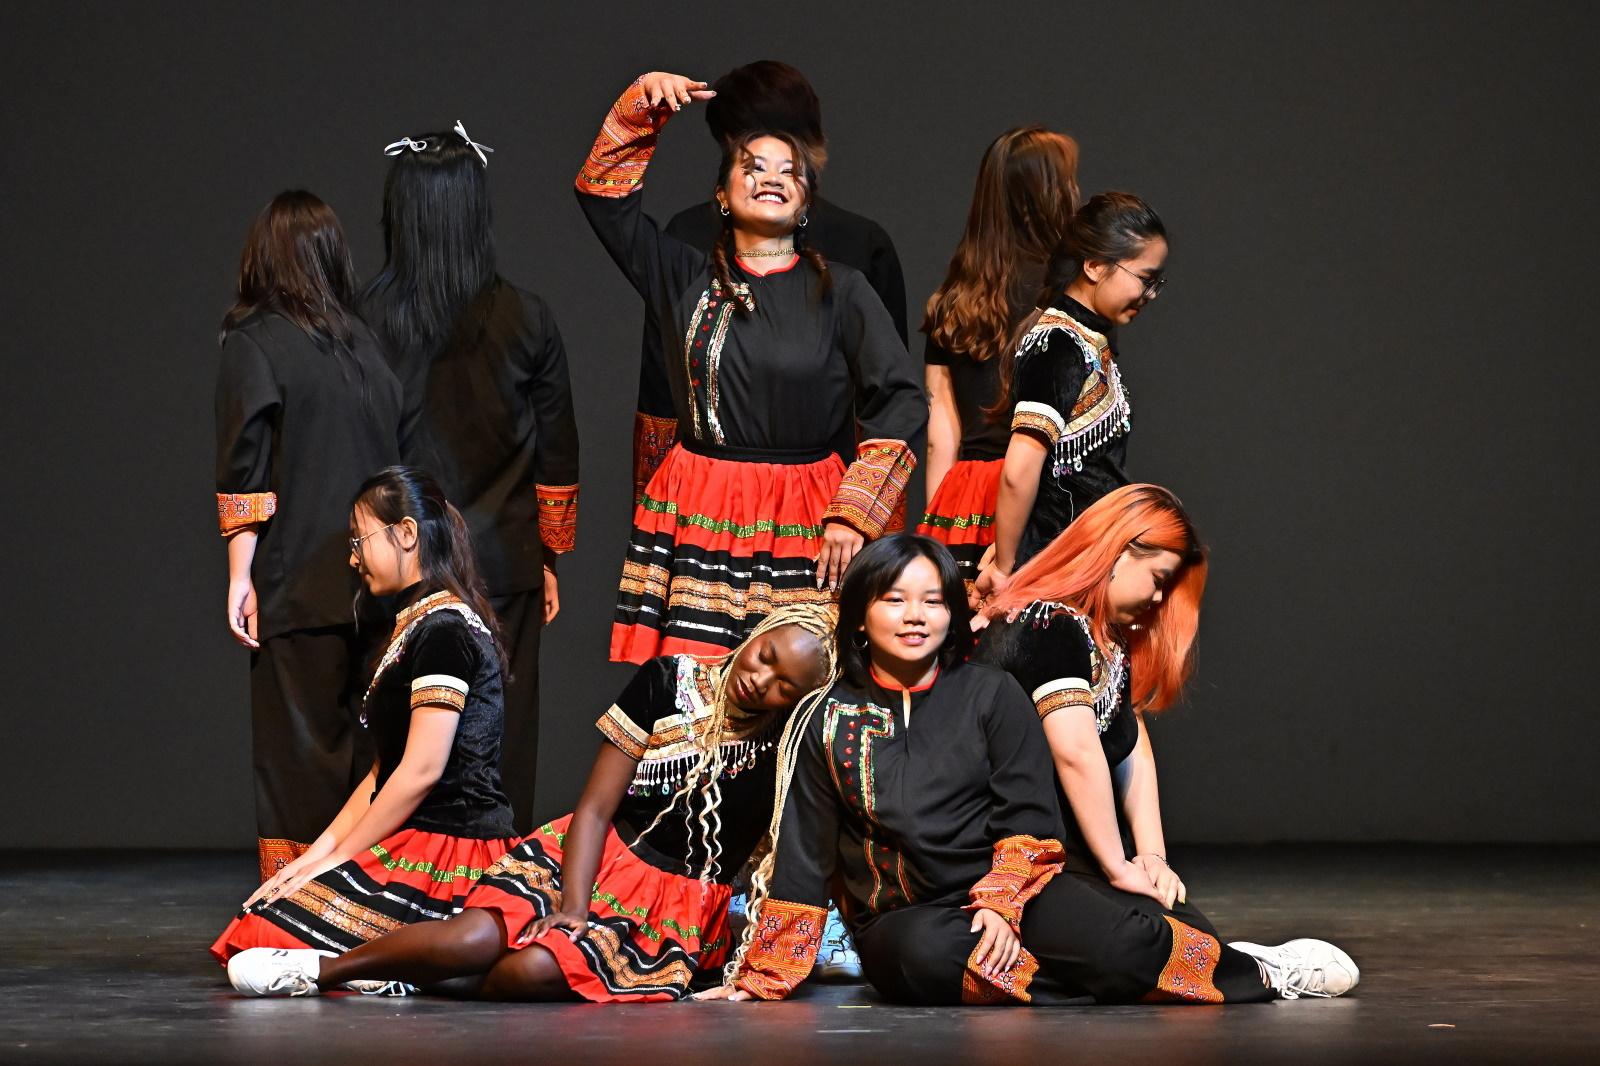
left=719, top=202, right=730, bottom=217
left=797, top=213, right=809, bottom=228
left=852, top=631, right=869, bottom=651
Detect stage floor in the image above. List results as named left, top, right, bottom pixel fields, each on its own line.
left=2, top=846, right=1595, bottom=1064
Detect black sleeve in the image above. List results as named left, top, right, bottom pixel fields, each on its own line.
left=406, top=615, right=482, bottom=713
left=577, top=190, right=705, bottom=320
left=633, top=202, right=713, bottom=422
left=862, top=221, right=909, bottom=345
left=981, top=673, right=1068, bottom=843
left=767, top=709, right=841, bottom=910
left=1004, top=613, right=1097, bottom=706
left=523, top=295, right=580, bottom=487
left=836, top=270, right=927, bottom=453
left=923, top=335, right=953, bottom=367
left=214, top=330, right=279, bottom=496
left=595, top=657, right=675, bottom=760
left=1011, top=337, right=1088, bottom=447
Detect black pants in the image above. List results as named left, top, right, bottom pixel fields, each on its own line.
left=854, top=871, right=1274, bottom=1006
left=250, top=625, right=370, bottom=881
left=491, top=590, right=543, bottom=833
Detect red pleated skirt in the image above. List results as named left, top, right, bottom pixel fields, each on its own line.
left=464, top=814, right=734, bottom=1002
left=210, top=828, right=521, bottom=963
left=611, top=443, right=843, bottom=664
left=917, top=458, right=1002, bottom=584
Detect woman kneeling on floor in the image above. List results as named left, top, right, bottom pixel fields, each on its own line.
left=225, top=600, right=837, bottom=1000
left=699, top=531, right=1357, bottom=1005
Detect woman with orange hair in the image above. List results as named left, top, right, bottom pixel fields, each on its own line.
left=917, top=127, right=1080, bottom=590
left=971, top=484, right=1359, bottom=1002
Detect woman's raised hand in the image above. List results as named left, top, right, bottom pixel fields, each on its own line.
left=640, top=72, right=716, bottom=111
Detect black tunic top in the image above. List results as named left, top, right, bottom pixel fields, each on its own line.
left=373, top=280, right=581, bottom=594
left=633, top=197, right=907, bottom=474
left=924, top=261, right=1048, bottom=463
left=214, top=312, right=403, bottom=639
left=1010, top=296, right=1131, bottom=565
left=595, top=655, right=785, bottom=884
left=974, top=602, right=1136, bottom=875
left=362, top=587, right=517, bottom=839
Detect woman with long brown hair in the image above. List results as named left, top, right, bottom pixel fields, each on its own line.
left=577, top=70, right=925, bottom=665
left=214, top=190, right=403, bottom=881
left=918, top=127, right=1079, bottom=590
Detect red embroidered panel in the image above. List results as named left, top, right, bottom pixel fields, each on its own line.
left=1142, top=915, right=1226, bottom=1004
left=965, top=833, right=1065, bottom=931
left=733, top=898, right=827, bottom=1000
left=821, top=438, right=916, bottom=540
left=961, top=943, right=1042, bottom=1005
left=575, top=78, right=665, bottom=198
left=536, top=483, right=579, bottom=555
left=217, top=492, right=277, bottom=536
left=632, top=412, right=678, bottom=503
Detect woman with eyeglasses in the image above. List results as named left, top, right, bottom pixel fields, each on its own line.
left=214, top=190, right=404, bottom=882
left=975, top=192, right=1167, bottom=605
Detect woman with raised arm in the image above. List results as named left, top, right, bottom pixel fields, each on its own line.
left=577, top=71, right=926, bottom=665
left=975, top=192, right=1166, bottom=604
left=214, top=190, right=403, bottom=880
left=974, top=484, right=1359, bottom=1001
left=362, top=122, right=580, bottom=832
left=918, top=127, right=1079, bottom=591
left=222, top=604, right=838, bottom=1002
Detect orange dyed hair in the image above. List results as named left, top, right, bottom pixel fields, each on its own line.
left=985, top=484, right=1206, bottom=712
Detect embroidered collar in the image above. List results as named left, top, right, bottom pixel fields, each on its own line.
left=868, top=663, right=940, bottom=693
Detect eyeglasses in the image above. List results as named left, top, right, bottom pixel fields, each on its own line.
left=350, top=523, right=398, bottom=557
left=1114, top=262, right=1168, bottom=299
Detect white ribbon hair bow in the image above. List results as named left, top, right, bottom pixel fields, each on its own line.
left=383, top=135, right=428, bottom=156
left=453, top=120, right=494, bottom=167
left=382, top=122, right=494, bottom=167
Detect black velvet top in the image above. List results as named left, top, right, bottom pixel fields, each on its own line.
left=1009, top=296, right=1131, bottom=565
left=361, top=587, right=516, bottom=839
left=595, top=655, right=786, bottom=884
left=974, top=603, right=1137, bottom=875
left=372, top=280, right=580, bottom=595
left=214, top=312, right=403, bottom=639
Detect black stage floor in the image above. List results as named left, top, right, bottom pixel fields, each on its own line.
left=2, top=846, right=1595, bottom=1065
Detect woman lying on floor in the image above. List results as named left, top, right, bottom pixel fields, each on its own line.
left=225, top=601, right=837, bottom=1000
left=699, top=531, right=1357, bottom=1005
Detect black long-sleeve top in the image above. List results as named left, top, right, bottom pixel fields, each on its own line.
left=214, top=312, right=403, bottom=639
left=578, top=79, right=924, bottom=537
left=373, top=281, right=580, bottom=594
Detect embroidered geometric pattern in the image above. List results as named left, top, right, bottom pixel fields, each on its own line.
left=575, top=78, right=663, bottom=197
left=965, top=834, right=1065, bottom=932
left=1016, top=601, right=1127, bottom=734
left=217, top=492, right=277, bottom=536
left=1031, top=677, right=1094, bottom=720
left=681, top=282, right=750, bottom=444
left=822, top=438, right=917, bottom=539
left=290, top=879, right=405, bottom=941
left=1011, top=401, right=1067, bottom=445
left=535, top=483, right=579, bottom=555
left=823, top=699, right=910, bottom=913
left=363, top=592, right=494, bottom=718
left=961, top=943, right=1043, bottom=1005
left=369, top=843, right=492, bottom=884
left=635, top=494, right=828, bottom=540
left=411, top=673, right=469, bottom=713
left=619, top=564, right=832, bottom=618
left=734, top=898, right=829, bottom=999
left=597, top=706, right=651, bottom=760
left=257, top=837, right=310, bottom=883
left=633, top=412, right=679, bottom=503
left=1015, top=307, right=1131, bottom=476
left=1143, top=916, right=1226, bottom=1004
left=918, top=509, right=995, bottom=531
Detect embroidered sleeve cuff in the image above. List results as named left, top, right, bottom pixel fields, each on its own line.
left=595, top=705, right=650, bottom=761
left=731, top=899, right=828, bottom=1000
left=411, top=674, right=469, bottom=713
left=575, top=78, right=668, bottom=198
left=217, top=492, right=277, bottom=537
left=1011, top=401, right=1066, bottom=445
left=821, top=438, right=916, bottom=540
left=965, top=834, right=1065, bottom=932
left=536, top=483, right=578, bottom=555
left=1031, top=678, right=1093, bottom=721
left=633, top=412, right=678, bottom=503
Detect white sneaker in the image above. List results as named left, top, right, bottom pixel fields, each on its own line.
left=226, top=947, right=333, bottom=997
left=344, top=979, right=419, bottom=997
left=1228, top=939, right=1359, bottom=999
left=813, top=907, right=863, bottom=982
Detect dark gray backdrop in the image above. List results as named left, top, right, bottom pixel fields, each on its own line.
left=3, top=2, right=1594, bottom=848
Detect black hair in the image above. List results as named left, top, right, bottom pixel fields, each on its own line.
left=705, top=60, right=825, bottom=157
left=222, top=189, right=360, bottom=356
left=352, top=465, right=507, bottom=676
left=709, top=129, right=830, bottom=315
left=359, top=129, right=499, bottom=366
left=835, top=534, right=973, bottom=688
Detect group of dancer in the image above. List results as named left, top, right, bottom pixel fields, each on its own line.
left=209, top=62, right=1359, bottom=1007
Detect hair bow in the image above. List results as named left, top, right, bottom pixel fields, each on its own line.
left=383, top=135, right=429, bottom=156
left=452, top=120, right=494, bottom=167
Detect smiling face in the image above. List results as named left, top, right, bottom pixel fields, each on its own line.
left=861, top=554, right=952, bottom=679
left=348, top=503, right=418, bottom=596
left=1105, top=546, right=1184, bottom=625
left=726, top=624, right=829, bottom=714
left=717, top=135, right=809, bottom=237
left=1078, top=236, right=1169, bottom=326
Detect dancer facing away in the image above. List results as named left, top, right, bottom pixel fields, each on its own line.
left=224, top=604, right=838, bottom=1000
left=579, top=70, right=926, bottom=664
left=975, top=192, right=1168, bottom=604
left=919, top=126, right=1080, bottom=590
left=362, top=121, right=580, bottom=831
left=701, top=533, right=1357, bottom=1004
left=974, top=484, right=1359, bottom=1000
left=215, top=190, right=403, bottom=880
left=630, top=60, right=908, bottom=506
left=213, top=467, right=520, bottom=963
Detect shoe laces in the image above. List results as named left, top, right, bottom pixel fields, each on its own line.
left=1269, top=944, right=1332, bottom=1000
left=357, top=981, right=417, bottom=998
left=264, top=965, right=317, bottom=997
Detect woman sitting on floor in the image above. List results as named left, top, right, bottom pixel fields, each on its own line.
left=224, top=599, right=837, bottom=1001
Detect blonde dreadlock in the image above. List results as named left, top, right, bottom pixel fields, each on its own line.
left=629, top=603, right=840, bottom=887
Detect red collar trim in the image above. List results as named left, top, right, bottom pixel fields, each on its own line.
left=739, top=255, right=801, bottom=277
left=870, top=663, right=940, bottom=693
